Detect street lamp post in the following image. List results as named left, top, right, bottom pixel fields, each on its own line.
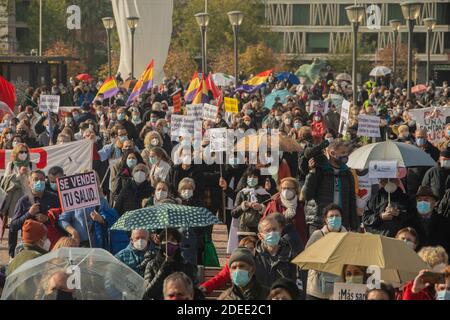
left=102, top=17, right=115, bottom=77
left=228, top=11, right=244, bottom=88
left=126, top=16, right=140, bottom=79
left=389, top=19, right=401, bottom=86
left=400, top=1, right=422, bottom=100
left=345, top=5, right=365, bottom=107
left=195, top=13, right=210, bottom=77
left=423, top=18, right=436, bottom=85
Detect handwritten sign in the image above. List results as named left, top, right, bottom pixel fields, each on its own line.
left=357, top=115, right=381, bottom=138
left=39, top=95, right=60, bottom=113
left=224, top=97, right=239, bottom=113
left=308, top=100, right=329, bottom=114
left=57, top=171, right=100, bottom=212
left=339, top=99, right=351, bottom=135
left=170, top=115, right=196, bottom=140
left=208, top=128, right=229, bottom=152
left=408, top=107, right=450, bottom=143
left=369, top=160, right=398, bottom=179
left=203, top=104, right=219, bottom=121
left=186, top=104, right=203, bottom=121
left=333, top=283, right=367, bottom=300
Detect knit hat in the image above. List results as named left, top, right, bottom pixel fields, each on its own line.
left=22, top=220, right=47, bottom=244
left=416, top=186, right=437, bottom=200
left=270, top=278, right=300, bottom=300
left=228, top=248, right=255, bottom=269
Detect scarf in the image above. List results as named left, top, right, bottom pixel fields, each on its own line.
left=280, top=194, right=298, bottom=219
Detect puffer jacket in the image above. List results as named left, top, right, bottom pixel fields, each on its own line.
left=115, top=243, right=158, bottom=277
left=303, top=162, right=357, bottom=230
left=218, top=278, right=269, bottom=300
left=421, top=166, right=450, bottom=199
left=113, top=179, right=153, bottom=216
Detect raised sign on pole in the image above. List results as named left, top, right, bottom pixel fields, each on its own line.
left=333, top=283, right=367, bottom=300
left=39, top=95, right=60, bottom=113
left=57, top=171, right=100, bottom=212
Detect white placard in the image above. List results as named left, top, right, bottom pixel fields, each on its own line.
left=369, top=160, right=398, bottom=179
left=357, top=114, right=381, bottom=138
left=39, top=95, right=60, bottom=113
left=57, top=171, right=100, bottom=212
left=209, top=128, right=228, bottom=152
left=186, top=104, right=203, bottom=121
left=203, top=103, right=219, bottom=121
left=339, top=99, right=351, bottom=135
left=333, top=283, right=367, bottom=300
left=408, top=107, right=450, bottom=143
left=329, top=94, right=344, bottom=111
left=308, top=100, right=329, bottom=114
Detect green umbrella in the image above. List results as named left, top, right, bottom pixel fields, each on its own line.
left=111, top=204, right=222, bottom=231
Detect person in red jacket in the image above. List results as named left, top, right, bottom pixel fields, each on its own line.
left=402, top=266, right=450, bottom=300
left=311, top=111, right=327, bottom=145
left=199, top=236, right=257, bottom=295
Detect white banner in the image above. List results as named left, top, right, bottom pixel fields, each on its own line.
left=408, top=107, right=450, bottom=144
left=203, top=104, right=219, bottom=121
left=357, top=115, right=381, bottom=138
left=339, top=99, right=351, bottom=135
left=0, top=140, right=93, bottom=176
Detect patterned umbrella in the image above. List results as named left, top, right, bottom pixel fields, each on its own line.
left=111, top=204, right=221, bottom=231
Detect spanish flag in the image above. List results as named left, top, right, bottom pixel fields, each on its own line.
left=94, top=76, right=119, bottom=100
left=245, top=69, right=273, bottom=86
left=184, top=71, right=201, bottom=103
left=192, top=76, right=209, bottom=104
left=127, top=59, right=154, bottom=105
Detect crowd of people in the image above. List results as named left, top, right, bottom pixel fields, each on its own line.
left=0, top=67, right=450, bottom=301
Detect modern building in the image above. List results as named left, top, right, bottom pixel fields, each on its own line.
left=265, top=0, right=450, bottom=84
left=0, top=0, right=30, bottom=55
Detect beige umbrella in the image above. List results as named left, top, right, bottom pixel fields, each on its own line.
left=335, top=73, right=352, bottom=82
left=291, top=232, right=428, bottom=283
left=235, top=132, right=302, bottom=153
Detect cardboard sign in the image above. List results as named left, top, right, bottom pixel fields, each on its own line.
left=308, top=100, right=329, bottom=115
left=208, top=128, right=229, bottom=152
left=39, top=95, right=60, bottom=113
left=408, top=107, right=450, bottom=143
left=186, top=104, right=203, bottom=121
left=172, top=92, right=182, bottom=113
left=369, top=160, right=398, bottom=179
left=333, top=283, right=367, bottom=300
left=224, top=97, right=239, bottom=113
left=203, top=103, right=219, bottom=121
left=339, top=99, right=351, bottom=135
left=357, top=114, right=381, bottom=138
left=57, top=171, right=100, bottom=212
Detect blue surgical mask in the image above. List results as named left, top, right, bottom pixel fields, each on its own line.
left=416, top=201, right=431, bottom=215
left=294, top=123, right=301, bottom=130
left=447, top=129, right=450, bottom=137
left=50, top=182, right=58, bottom=191
left=117, top=113, right=126, bottom=121
left=264, top=231, right=281, bottom=247
left=149, top=156, right=157, bottom=165
left=231, top=269, right=251, bottom=287
left=247, top=177, right=258, bottom=188
left=126, top=158, right=137, bottom=169
left=437, top=290, right=450, bottom=300
left=119, top=136, right=127, bottom=143
left=416, top=138, right=426, bottom=146
left=33, top=180, right=46, bottom=193
left=327, top=216, right=342, bottom=231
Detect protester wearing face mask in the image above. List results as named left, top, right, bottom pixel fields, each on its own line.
left=153, top=119, right=173, bottom=155
left=342, top=265, right=367, bottom=285
left=7, top=220, right=49, bottom=276
left=142, top=228, right=197, bottom=300
left=254, top=216, right=300, bottom=292
left=395, top=124, right=414, bottom=144
left=395, top=227, right=419, bottom=251
left=305, top=204, right=346, bottom=300
left=402, top=265, right=450, bottom=300
left=145, top=181, right=173, bottom=206
left=232, top=168, right=271, bottom=240
left=363, top=178, right=415, bottom=237
left=422, top=147, right=450, bottom=199
left=110, top=151, right=145, bottom=201
left=116, top=107, right=138, bottom=142
left=145, top=147, right=171, bottom=188
left=141, top=131, right=164, bottom=162
left=115, top=229, right=157, bottom=276
left=46, top=166, right=64, bottom=193
left=218, top=247, right=268, bottom=300
left=263, top=178, right=308, bottom=254
left=311, top=111, right=327, bottom=144
left=114, top=164, right=152, bottom=216
left=280, top=112, right=293, bottom=135
left=304, top=140, right=358, bottom=234
left=4, top=143, right=36, bottom=177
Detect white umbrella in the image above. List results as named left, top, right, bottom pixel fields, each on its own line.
left=212, top=73, right=235, bottom=87
left=347, top=140, right=436, bottom=170
left=370, top=66, right=392, bottom=77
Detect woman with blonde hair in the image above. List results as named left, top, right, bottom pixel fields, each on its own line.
left=145, top=147, right=171, bottom=188
left=3, top=143, right=36, bottom=176
left=52, top=237, right=80, bottom=250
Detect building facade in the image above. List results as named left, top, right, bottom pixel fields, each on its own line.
left=265, top=0, right=450, bottom=84
left=0, top=0, right=30, bottom=55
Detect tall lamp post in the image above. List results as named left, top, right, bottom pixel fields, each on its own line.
left=345, top=5, right=365, bottom=107
left=423, top=17, right=436, bottom=85
left=126, top=16, right=140, bottom=79
left=102, top=17, right=115, bottom=77
left=389, top=19, right=401, bottom=85
left=227, top=11, right=244, bottom=88
left=195, top=13, right=210, bottom=77
left=400, top=1, right=422, bottom=100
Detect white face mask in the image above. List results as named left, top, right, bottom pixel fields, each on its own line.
left=133, top=239, right=148, bottom=251
left=151, top=138, right=159, bottom=146
left=180, top=189, right=193, bottom=200
left=155, top=190, right=168, bottom=200
left=384, top=181, right=398, bottom=194
left=441, top=159, right=450, bottom=169
left=281, top=189, right=296, bottom=201
left=41, top=238, right=51, bottom=251
left=18, top=153, right=28, bottom=161
left=133, top=171, right=147, bottom=184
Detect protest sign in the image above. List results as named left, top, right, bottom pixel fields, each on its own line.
left=369, top=160, right=398, bottom=179
left=172, top=92, right=182, bottom=113
left=0, top=140, right=92, bottom=177
left=357, top=115, right=381, bottom=138
left=329, top=94, right=344, bottom=111
left=186, top=104, right=203, bottom=121
left=209, top=128, right=228, bottom=152
left=308, top=100, right=329, bottom=114
left=170, top=114, right=196, bottom=140
left=203, top=104, right=219, bottom=121
left=57, top=171, right=100, bottom=212
left=356, top=171, right=378, bottom=209
left=333, top=283, right=367, bottom=300
left=408, top=107, right=450, bottom=143
left=339, top=99, right=351, bottom=135
left=39, top=95, right=60, bottom=113
left=224, top=97, right=239, bottom=113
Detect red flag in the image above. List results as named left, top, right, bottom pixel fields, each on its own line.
left=206, top=73, right=221, bottom=99
left=0, top=75, right=16, bottom=112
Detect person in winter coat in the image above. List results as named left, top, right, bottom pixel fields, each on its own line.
left=218, top=248, right=269, bottom=300
left=311, top=111, right=326, bottom=144
left=113, top=164, right=153, bottom=216
left=116, top=107, right=138, bottom=142
left=421, top=147, right=450, bottom=199
left=231, top=168, right=271, bottom=240
left=142, top=228, right=197, bottom=300
left=363, top=178, right=417, bottom=237
left=402, top=265, right=450, bottom=300
left=306, top=204, right=346, bottom=300
left=324, top=104, right=340, bottom=134
left=254, top=215, right=301, bottom=292
left=3, top=143, right=36, bottom=177
left=303, top=140, right=358, bottom=234
left=115, top=229, right=158, bottom=277
left=146, top=147, right=171, bottom=188
left=200, top=236, right=257, bottom=295
left=110, top=150, right=145, bottom=201
left=263, top=177, right=308, bottom=252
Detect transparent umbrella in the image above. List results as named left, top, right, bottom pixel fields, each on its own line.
left=1, top=248, right=144, bottom=300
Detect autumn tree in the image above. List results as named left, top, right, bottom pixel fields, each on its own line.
left=376, top=43, right=417, bottom=82
left=163, top=44, right=198, bottom=83
left=239, top=42, right=279, bottom=75
left=43, top=40, right=86, bottom=76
